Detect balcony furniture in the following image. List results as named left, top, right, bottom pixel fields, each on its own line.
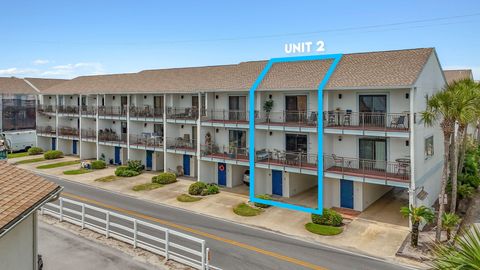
left=332, top=154, right=352, bottom=168
left=308, top=112, right=318, bottom=125
left=395, top=158, right=410, bottom=175
left=391, top=115, right=406, bottom=129
left=256, top=149, right=270, bottom=161
left=343, top=110, right=352, bottom=125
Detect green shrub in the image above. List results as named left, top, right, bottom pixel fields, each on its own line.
left=44, top=150, right=63, bottom=160
left=115, top=166, right=140, bottom=177
left=311, top=208, right=343, bottom=227
left=152, top=172, right=177, bottom=185
left=458, top=183, right=475, bottom=199
left=28, top=147, right=43, bottom=155
left=254, top=194, right=272, bottom=208
left=91, top=160, right=107, bottom=170
left=305, top=223, right=343, bottom=236
left=127, top=160, right=144, bottom=172
left=233, top=203, right=263, bottom=216
left=188, top=182, right=207, bottom=195
left=458, top=173, right=480, bottom=189
left=205, top=183, right=219, bottom=195
left=177, top=194, right=202, bottom=202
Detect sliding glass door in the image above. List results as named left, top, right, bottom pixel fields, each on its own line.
left=359, top=95, right=386, bottom=126
left=285, top=95, right=307, bottom=122
left=228, top=96, right=246, bottom=121
left=359, top=138, right=386, bottom=170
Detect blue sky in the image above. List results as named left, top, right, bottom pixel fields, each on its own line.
left=0, top=0, right=479, bottom=79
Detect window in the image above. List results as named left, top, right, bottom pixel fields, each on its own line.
left=425, top=136, right=434, bottom=158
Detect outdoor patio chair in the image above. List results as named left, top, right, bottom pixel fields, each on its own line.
left=343, top=110, right=352, bottom=126
left=391, top=115, right=406, bottom=129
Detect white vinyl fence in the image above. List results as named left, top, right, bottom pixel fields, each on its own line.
left=41, top=197, right=217, bottom=270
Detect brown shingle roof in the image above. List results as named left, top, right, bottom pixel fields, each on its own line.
left=0, top=77, right=66, bottom=94
left=0, top=162, right=60, bottom=232
left=42, top=47, right=435, bottom=94
left=443, top=69, right=474, bottom=85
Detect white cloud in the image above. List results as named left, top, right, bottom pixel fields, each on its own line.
left=33, top=59, right=50, bottom=65
left=0, top=67, right=38, bottom=76
left=41, top=62, right=105, bottom=77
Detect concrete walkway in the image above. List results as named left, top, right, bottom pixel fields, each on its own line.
left=12, top=156, right=410, bottom=262
left=39, top=220, right=158, bottom=270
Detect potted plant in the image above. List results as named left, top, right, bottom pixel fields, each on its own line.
left=263, top=99, right=274, bottom=123
left=228, top=142, right=236, bottom=158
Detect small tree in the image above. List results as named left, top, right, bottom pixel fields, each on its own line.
left=400, top=205, right=435, bottom=247
left=430, top=225, right=480, bottom=270
left=263, top=99, right=274, bottom=123
left=442, top=213, right=461, bottom=241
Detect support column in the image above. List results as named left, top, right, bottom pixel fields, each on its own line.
left=78, top=94, right=82, bottom=158
left=197, top=92, right=202, bottom=181
left=126, top=94, right=131, bottom=161
left=408, top=86, right=416, bottom=229
left=96, top=94, right=100, bottom=160
left=163, top=94, right=167, bottom=171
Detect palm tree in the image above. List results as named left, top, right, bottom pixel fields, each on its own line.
left=442, top=212, right=461, bottom=241
left=400, top=205, right=435, bottom=247
left=422, top=88, right=459, bottom=241
left=430, top=225, right=480, bottom=270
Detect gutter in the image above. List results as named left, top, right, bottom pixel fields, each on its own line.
left=0, top=186, right=63, bottom=238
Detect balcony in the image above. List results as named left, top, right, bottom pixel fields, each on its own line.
left=58, top=126, right=79, bottom=139
left=323, top=154, right=410, bottom=186
left=98, top=129, right=127, bottom=145
left=129, top=106, right=163, bottom=121
left=201, top=110, right=249, bottom=127
left=58, top=105, right=79, bottom=116
left=255, top=110, right=318, bottom=132
left=165, top=137, right=196, bottom=154
left=81, top=129, right=96, bottom=141
left=166, top=107, right=198, bottom=122
left=37, top=126, right=56, bottom=137
left=129, top=133, right=163, bottom=150
left=200, top=144, right=249, bottom=164
left=81, top=106, right=96, bottom=117
left=323, top=111, right=410, bottom=136
left=98, top=106, right=127, bottom=118
left=38, top=105, right=56, bottom=114
left=255, top=150, right=318, bottom=174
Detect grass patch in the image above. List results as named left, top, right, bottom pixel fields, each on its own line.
left=8, top=152, right=29, bottom=159
left=177, top=194, right=202, bottom=203
left=15, top=157, right=46, bottom=164
left=132, top=183, right=163, bottom=191
left=94, top=175, right=120, bottom=182
left=233, top=203, right=263, bottom=217
left=63, top=168, right=93, bottom=175
left=305, top=223, right=343, bottom=236
left=36, top=160, right=80, bottom=169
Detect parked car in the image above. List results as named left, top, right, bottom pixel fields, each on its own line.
left=243, top=169, right=250, bottom=186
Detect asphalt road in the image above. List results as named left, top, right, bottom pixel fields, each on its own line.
left=40, top=174, right=418, bottom=270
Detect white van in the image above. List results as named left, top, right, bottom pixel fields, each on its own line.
left=1, top=129, right=36, bottom=152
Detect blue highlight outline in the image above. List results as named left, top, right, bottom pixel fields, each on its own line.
left=248, top=54, right=343, bottom=215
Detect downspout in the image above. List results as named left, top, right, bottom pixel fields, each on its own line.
left=409, top=86, right=416, bottom=229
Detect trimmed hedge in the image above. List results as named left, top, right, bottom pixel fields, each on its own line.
left=152, top=172, right=177, bottom=185
left=188, top=182, right=207, bottom=195
left=115, top=166, right=140, bottom=177
left=127, top=160, right=144, bottom=172
left=44, top=150, right=63, bottom=160
left=28, top=147, right=43, bottom=155
left=311, top=208, right=343, bottom=227
left=254, top=194, right=272, bottom=208
left=188, top=182, right=219, bottom=196
left=91, top=160, right=107, bottom=170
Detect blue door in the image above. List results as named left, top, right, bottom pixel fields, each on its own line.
left=183, top=155, right=190, bottom=176
left=272, top=170, right=283, bottom=196
left=146, top=150, right=153, bottom=170
left=51, top=138, right=56, bottom=150
left=72, top=140, right=78, bottom=155
left=218, top=163, right=226, bottom=186
left=114, top=147, right=121, bottom=165
left=340, top=179, right=354, bottom=209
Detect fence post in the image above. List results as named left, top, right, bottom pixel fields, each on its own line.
left=165, top=229, right=169, bottom=261
left=106, top=212, right=110, bottom=238
left=201, top=240, right=206, bottom=270
left=81, top=204, right=85, bottom=229
left=133, top=219, right=137, bottom=248
left=206, top=247, right=210, bottom=270
left=59, top=198, right=64, bottom=222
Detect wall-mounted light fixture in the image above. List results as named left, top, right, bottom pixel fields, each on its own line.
left=215, top=95, right=219, bottom=99
left=405, top=93, right=409, bottom=99
left=144, top=95, right=147, bottom=99
left=269, top=131, right=273, bottom=136
left=269, top=94, right=273, bottom=99
left=338, top=136, right=342, bottom=141
left=112, top=96, right=115, bottom=100
left=181, top=95, right=184, bottom=99
left=70, top=96, right=73, bottom=99
left=406, top=140, right=409, bottom=146
left=338, top=94, right=342, bottom=99
left=144, top=123, right=147, bottom=127
left=113, top=121, right=116, bottom=124
left=181, top=125, right=184, bottom=129
left=216, top=128, right=219, bottom=133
